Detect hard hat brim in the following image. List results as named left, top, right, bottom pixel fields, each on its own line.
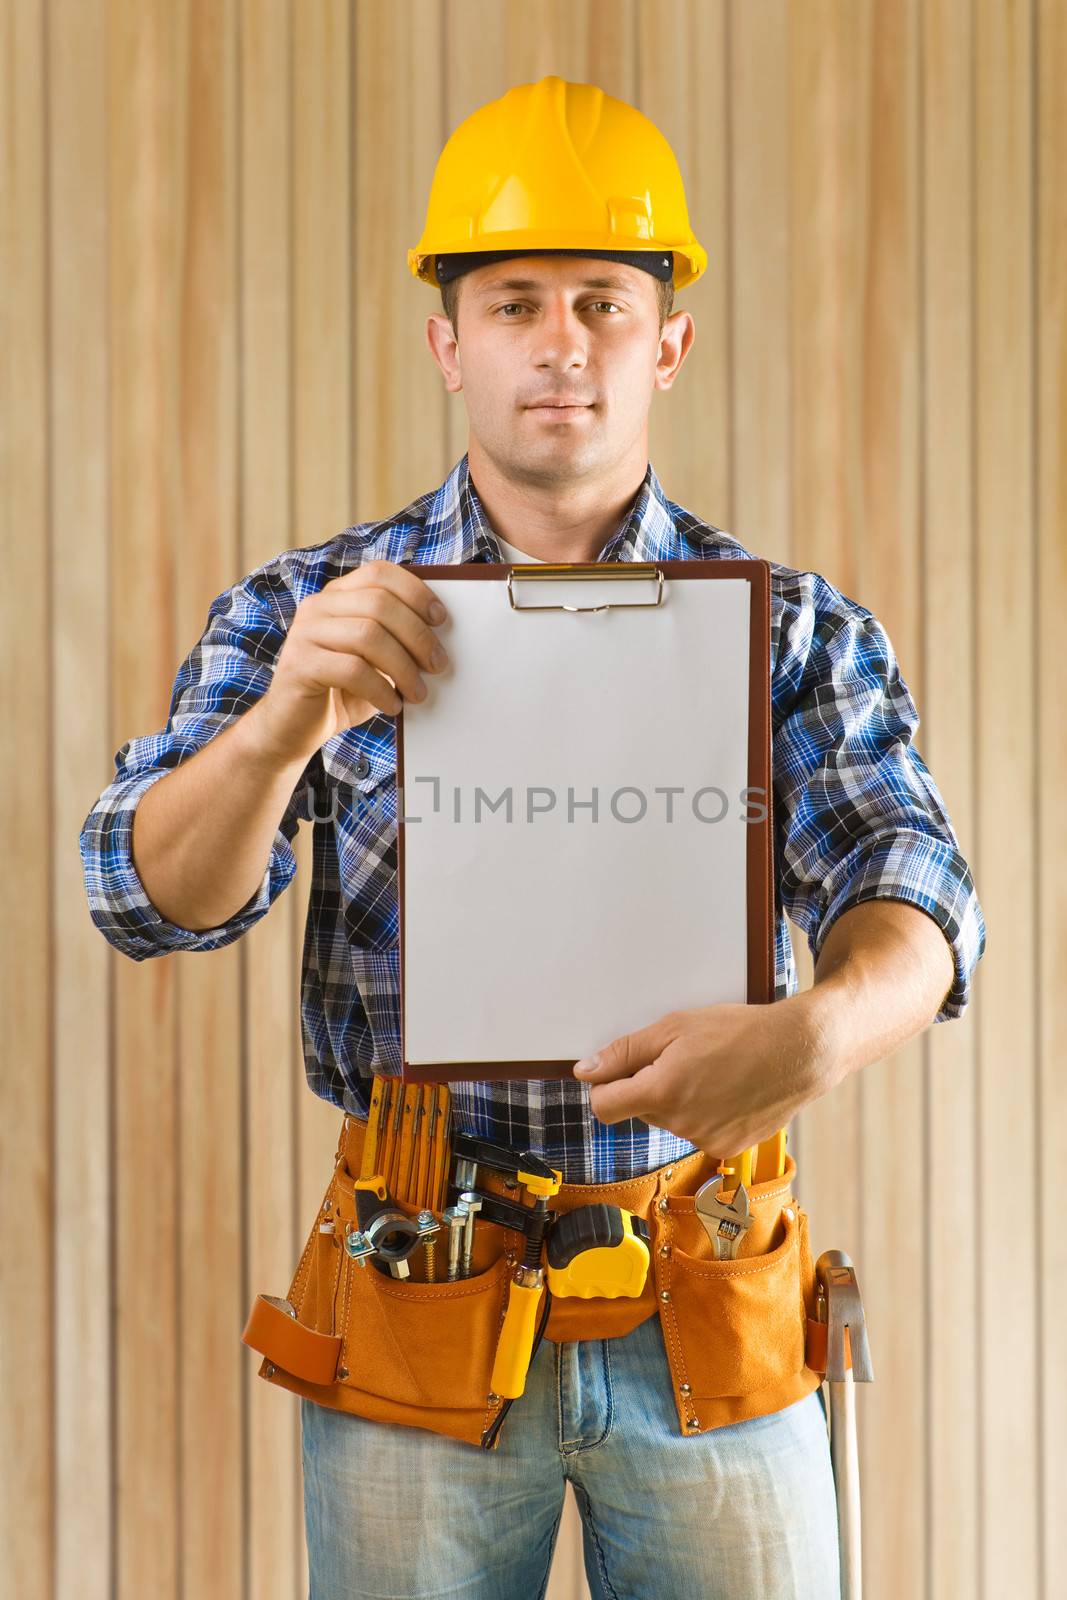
left=408, top=236, right=706, bottom=292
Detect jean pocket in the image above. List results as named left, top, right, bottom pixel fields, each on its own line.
left=658, top=1203, right=808, bottom=1401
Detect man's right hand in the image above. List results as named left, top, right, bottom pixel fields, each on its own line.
left=248, top=559, right=451, bottom=769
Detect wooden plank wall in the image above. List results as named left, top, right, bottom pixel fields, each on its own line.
left=2, top=1, right=1063, bottom=1596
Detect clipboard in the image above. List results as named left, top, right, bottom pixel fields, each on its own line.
left=395, top=559, right=773, bottom=1084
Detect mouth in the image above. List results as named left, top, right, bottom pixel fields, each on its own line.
left=525, top=404, right=594, bottom=417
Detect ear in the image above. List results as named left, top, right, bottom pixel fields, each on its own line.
left=654, top=310, right=695, bottom=393
left=425, top=312, right=463, bottom=394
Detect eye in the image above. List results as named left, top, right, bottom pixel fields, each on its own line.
left=494, top=300, right=623, bottom=317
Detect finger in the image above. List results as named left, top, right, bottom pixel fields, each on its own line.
left=318, top=583, right=449, bottom=681
left=329, top=558, right=450, bottom=628
left=337, top=686, right=382, bottom=729
left=585, top=1062, right=663, bottom=1126
left=304, top=642, right=403, bottom=717
left=573, top=1013, right=681, bottom=1084
left=311, top=614, right=429, bottom=704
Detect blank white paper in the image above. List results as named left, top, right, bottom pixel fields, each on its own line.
left=400, top=571, right=752, bottom=1067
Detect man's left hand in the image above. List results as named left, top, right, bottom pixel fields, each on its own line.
left=571, top=994, right=840, bottom=1155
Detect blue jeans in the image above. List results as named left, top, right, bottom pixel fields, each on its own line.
left=300, top=1309, right=841, bottom=1599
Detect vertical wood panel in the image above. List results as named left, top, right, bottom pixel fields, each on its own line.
left=1, top=0, right=52, bottom=1596
left=355, top=0, right=447, bottom=520
left=1037, top=7, right=1067, bottom=1595
left=642, top=0, right=728, bottom=519
left=729, top=0, right=790, bottom=569
left=50, top=0, right=112, bottom=1595
left=975, top=0, right=1038, bottom=1592
left=923, top=2, right=981, bottom=1595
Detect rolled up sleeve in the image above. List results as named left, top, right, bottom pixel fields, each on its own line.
left=78, top=573, right=316, bottom=961
left=773, top=581, right=986, bottom=1022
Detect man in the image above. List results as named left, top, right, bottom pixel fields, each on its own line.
left=81, top=76, right=985, bottom=1599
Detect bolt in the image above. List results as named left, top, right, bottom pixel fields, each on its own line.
left=443, top=1205, right=466, bottom=1280
left=459, top=1190, right=482, bottom=1276
left=416, top=1209, right=437, bottom=1282
left=660, top=1290, right=671, bottom=1303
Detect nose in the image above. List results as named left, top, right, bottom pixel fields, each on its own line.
left=532, top=298, right=589, bottom=372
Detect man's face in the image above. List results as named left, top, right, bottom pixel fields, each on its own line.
left=425, top=256, right=691, bottom=487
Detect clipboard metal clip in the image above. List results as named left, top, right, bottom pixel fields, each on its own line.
left=506, top=563, right=665, bottom=613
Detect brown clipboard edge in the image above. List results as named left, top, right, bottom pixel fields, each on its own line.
left=395, top=559, right=773, bottom=1085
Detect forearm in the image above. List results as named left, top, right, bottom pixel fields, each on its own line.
left=801, top=898, right=956, bottom=1088
left=130, top=698, right=309, bottom=932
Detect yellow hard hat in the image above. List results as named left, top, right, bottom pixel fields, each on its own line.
left=407, top=75, right=707, bottom=292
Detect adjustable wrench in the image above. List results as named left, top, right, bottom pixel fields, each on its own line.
left=694, top=1173, right=753, bottom=1260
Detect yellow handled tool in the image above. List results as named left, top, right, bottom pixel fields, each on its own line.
left=489, top=1159, right=561, bottom=1401
left=490, top=1267, right=548, bottom=1398
left=716, top=1145, right=758, bottom=1188
left=718, top=1129, right=788, bottom=1188
left=755, top=1129, right=787, bottom=1182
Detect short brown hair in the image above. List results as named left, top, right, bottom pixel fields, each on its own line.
left=439, top=270, right=675, bottom=339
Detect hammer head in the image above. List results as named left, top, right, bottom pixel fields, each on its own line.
left=814, top=1250, right=874, bottom=1382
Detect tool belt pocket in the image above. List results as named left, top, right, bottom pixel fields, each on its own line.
left=655, top=1177, right=820, bottom=1431
left=333, top=1234, right=510, bottom=1413
left=243, top=1145, right=517, bottom=1447
left=327, top=1167, right=513, bottom=1414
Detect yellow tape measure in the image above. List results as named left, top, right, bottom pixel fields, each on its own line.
left=545, top=1204, right=650, bottom=1299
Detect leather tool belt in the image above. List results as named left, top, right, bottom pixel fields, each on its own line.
left=243, top=1111, right=828, bottom=1450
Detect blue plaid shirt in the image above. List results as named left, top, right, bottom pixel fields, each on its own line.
left=79, top=452, right=986, bottom=1182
